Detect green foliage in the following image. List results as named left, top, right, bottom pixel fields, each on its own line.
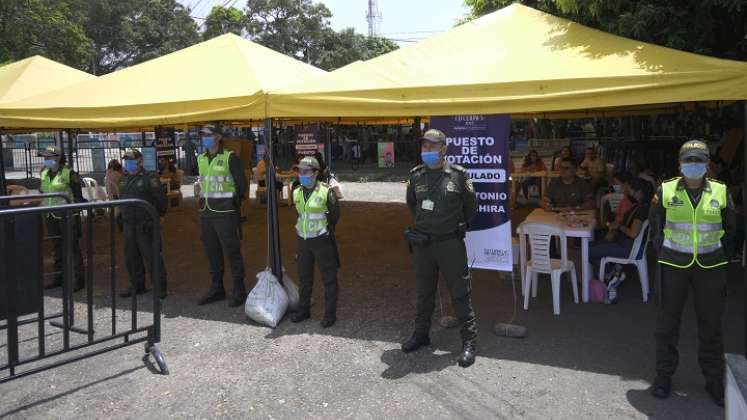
left=463, top=0, right=747, bottom=60
left=203, top=6, right=247, bottom=40
left=316, top=28, right=399, bottom=71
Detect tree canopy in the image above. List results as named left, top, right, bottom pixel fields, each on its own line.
left=463, top=0, right=747, bottom=60
left=0, top=0, right=399, bottom=74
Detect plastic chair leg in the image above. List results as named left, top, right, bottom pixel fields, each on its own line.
left=637, top=260, right=649, bottom=302
left=531, top=272, right=538, bottom=298
left=523, top=267, right=533, bottom=310
left=599, top=258, right=608, bottom=282
left=570, top=268, right=579, bottom=303
left=551, top=272, right=561, bottom=315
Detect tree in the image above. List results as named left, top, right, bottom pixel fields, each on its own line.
left=244, top=0, right=333, bottom=65
left=83, top=0, right=201, bottom=74
left=0, top=0, right=93, bottom=70
left=203, top=6, right=247, bottom=40
left=317, top=28, right=399, bottom=71
left=463, top=0, right=747, bottom=60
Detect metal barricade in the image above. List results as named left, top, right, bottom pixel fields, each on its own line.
left=0, top=195, right=168, bottom=383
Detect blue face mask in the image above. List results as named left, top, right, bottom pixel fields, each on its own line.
left=421, top=151, right=441, bottom=167
left=202, top=137, right=215, bottom=150
left=299, top=175, right=315, bottom=188
left=612, top=184, right=623, bottom=193
left=681, top=162, right=707, bottom=179
left=123, top=159, right=138, bottom=173
left=44, top=159, right=57, bottom=170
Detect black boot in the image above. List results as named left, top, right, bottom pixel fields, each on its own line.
left=650, top=374, right=672, bottom=399
left=197, top=286, right=226, bottom=305
left=401, top=334, right=431, bottom=353
left=458, top=342, right=476, bottom=368
left=291, top=310, right=311, bottom=323
left=321, top=315, right=336, bottom=328
left=705, top=379, right=724, bottom=407
left=120, top=286, right=148, bottom=298
left=228, top=291, right=246, bottom=307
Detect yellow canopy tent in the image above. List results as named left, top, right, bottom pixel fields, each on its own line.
left=0, top=56, right=94, bottom=105
left=0, top=34, right=325, bottom=129
left=268, top=4, right=747, bottom=118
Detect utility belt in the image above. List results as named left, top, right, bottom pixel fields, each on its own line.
left=404, top=224, right=466, bottom=251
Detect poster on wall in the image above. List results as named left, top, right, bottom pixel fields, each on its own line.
left=154, top=126, right=176, bottom=159
left=377, top=142, right=395, bottom=168
left=295, top=124, right=319, bottom=157
left=430, top=114, right=513, bottom=272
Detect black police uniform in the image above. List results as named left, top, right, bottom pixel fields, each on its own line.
left=119, top=167, right=168, bottom=297
left=42, top=165, right=86, bottom=291
left=649, top=177, right=736, bottom=401
left=293, top=182, right=340, bottom=325
left=405, top=162, right=478, bottom=358
left=198, top=147, right=248, bottom=306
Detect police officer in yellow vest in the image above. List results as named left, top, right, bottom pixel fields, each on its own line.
left=118, top=149, right=168, bottom=299
left=649, top=140, right=737, bottom=406
left=195, top=124, right=249, bottom=307
left=290, top=156, right=341, bottom=328
left=39, top=145, right=85, bottom=291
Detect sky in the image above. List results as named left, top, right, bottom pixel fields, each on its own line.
left=179, top=0, right=468, bottom=45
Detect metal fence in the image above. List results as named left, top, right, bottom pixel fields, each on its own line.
left=0, top=195, right=168, bottom=382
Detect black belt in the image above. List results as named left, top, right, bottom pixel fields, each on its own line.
left=430, top=231, right=461, bottom=243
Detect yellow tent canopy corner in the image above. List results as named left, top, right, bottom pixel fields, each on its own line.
left=0, top=34, right=325, bottom=130
left=269, top=3, right=747, bottom=119
left=0, top=55, right=93, bottom=106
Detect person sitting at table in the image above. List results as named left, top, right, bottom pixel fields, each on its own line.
left=541, top=157, right=595, bottom=211
left=579, top=147, right=607, bottom=182
left=520, top=149, right=547, bottom=201
left=601, top=172, right=633, bottom=224
left=552, top=146, right=573, bottom=170
left=589, top=178, right=653, bottom=282
left=256, top=155, right=284, bottom=193
left=158, top=156, right=180, bottom=190
left=104, top=159, right=123, bottom=199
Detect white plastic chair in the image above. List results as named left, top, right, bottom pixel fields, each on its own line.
left=600, top=192, right=625, bottom=220
left=598, top=220, right=651, bottom=302
left=521, top=222, right=578, bottom=315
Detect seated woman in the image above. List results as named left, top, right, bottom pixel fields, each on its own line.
left=104, top=159, right=123, bottom=199
left=600, top=171, right=633, bottom=224
left=158, top=157, right=180, bottom=190
left=520, top=149, right=546, bottom=201
left=552, top=146, right=573, bottom=170
left=589, top=178, right=653, bottom=277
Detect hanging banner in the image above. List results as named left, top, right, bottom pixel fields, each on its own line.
left=377, top=142, right=395, bottom=168
left=431, top=115, right=513, bottom=272
left=154, top=126, right=176, bottom=159
left=295, top=124, right=320, bottom=157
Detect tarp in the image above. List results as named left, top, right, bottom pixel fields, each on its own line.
left=0, top=56, right=93, bottom=105
left=0, top=34, right=325, bottom=129
left=268, top=4, right=747, bottom=118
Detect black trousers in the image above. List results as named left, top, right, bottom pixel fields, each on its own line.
left=655, top=263, right=727, bottom=382
left=46, top=215, right=84, bottom=288
left=413, top=238, right=477, bottom=343
left=297, top=235, right=338, bottom=318
left=200, top=215, right=245, bottom=295
left=123, top=222, right=167, bottom=292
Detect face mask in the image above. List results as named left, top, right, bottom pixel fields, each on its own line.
left=612, top=184, right=623, bottom=193
left=123, top=159, right=138, bottom=173
left=44, top=159, right=57, bottom=170
left=421, top=151, right=441, bottom=167
left=681, top=162, right=707, bottom=180
left=299, top=175, right=315, bottom=188
left=202, top=137, right=215, bottom=150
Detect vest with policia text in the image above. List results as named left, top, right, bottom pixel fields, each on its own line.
left=197, top=150, right=237, bottom=213
left=293, top=183, right=330, bottom=239
left=41, top=166, right=72, bottom=218
left=660, top=177, right=727, bottom=269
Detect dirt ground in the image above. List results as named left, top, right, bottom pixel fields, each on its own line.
left=1, top=182, right=744, bottom=419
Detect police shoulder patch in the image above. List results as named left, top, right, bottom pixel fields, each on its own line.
left=450, top=164, right=466, bottom=172
left=410, top=164, right=425, bottom=175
